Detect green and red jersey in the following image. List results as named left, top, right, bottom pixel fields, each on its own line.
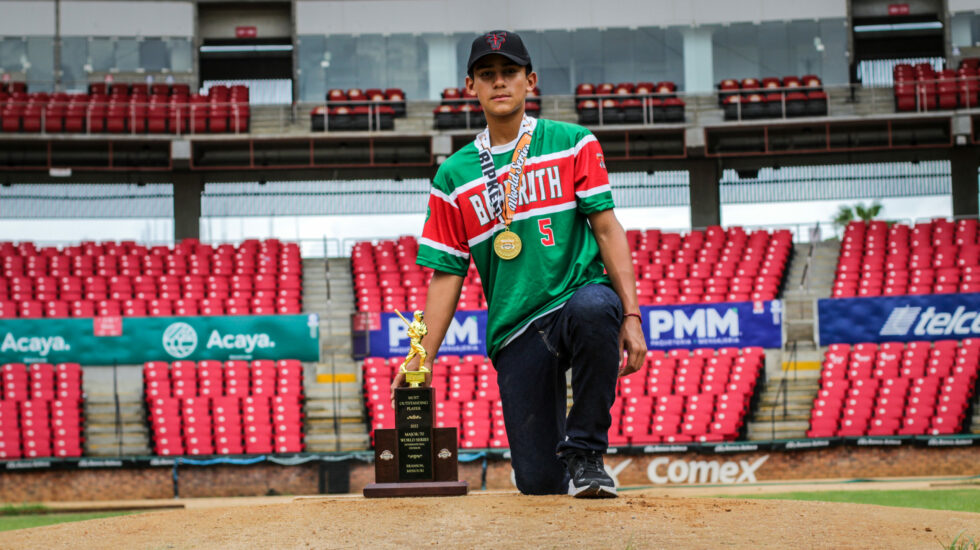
left=417, top=117, right=615, bottom=360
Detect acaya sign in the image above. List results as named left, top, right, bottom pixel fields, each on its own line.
left=0, top=315, right=318, bottom=364
left=161, top=322, right=276, bottom=359
left=646, top=455, right=769, bottom=484
left=1, top=333, right=71, bottom=357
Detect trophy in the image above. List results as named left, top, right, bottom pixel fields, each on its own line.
left=363, top=310, right=468, bottom=498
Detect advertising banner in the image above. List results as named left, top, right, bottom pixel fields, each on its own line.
left=366, top=300, right=783, bottom=357
left=642, top=300, right=783, bottom=351
left=0, top=314, right=320, bottom=365
left=369, top=310, right=487, bottom=358
left=818, top=293, right=980, bottom=346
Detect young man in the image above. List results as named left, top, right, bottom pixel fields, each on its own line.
left=391, top=30, right=646, bottom=498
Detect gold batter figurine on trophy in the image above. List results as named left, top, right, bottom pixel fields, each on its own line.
left=395, top=309, right=429, bottom=387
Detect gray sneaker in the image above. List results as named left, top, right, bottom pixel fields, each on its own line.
left=564, top=451, right=617, bottom=498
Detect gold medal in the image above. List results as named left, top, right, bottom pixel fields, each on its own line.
left=493, top=230, right=522, bottom=260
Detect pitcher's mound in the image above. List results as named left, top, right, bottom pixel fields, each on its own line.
left=5, top=491, right=978, bottom=549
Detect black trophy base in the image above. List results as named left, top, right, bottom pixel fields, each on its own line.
left=363, top=481, right=468, bottom=498
left=365, top=426, right=466, bottom=498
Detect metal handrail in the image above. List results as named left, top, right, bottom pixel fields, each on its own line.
left=799, top=224, right=822, bottom=291
left=770, top=339, right=797, bottom=440
left=5, top=79, right=980, bottom=135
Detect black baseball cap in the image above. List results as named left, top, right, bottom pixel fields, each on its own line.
left=467, top=30, right=532, bottom=76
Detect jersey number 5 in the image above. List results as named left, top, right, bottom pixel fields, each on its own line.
left=538, top=218, right=555, bottom=247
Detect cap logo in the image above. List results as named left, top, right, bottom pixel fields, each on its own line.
left=486, top=32, right=507, bottom=51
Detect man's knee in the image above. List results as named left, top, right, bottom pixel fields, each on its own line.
left=514, top=468, right=566, bottom=495
left=565, top=284, right=622, bottom=325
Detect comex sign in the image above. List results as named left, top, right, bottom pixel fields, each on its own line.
left=647, top=455, right=769, bottom=484
left=507, top=456, right=770, bottom=488
left=162, top=322, right=277, bottom=359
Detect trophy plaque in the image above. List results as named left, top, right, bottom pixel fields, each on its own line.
left=363, top=311, right=468, bottom=498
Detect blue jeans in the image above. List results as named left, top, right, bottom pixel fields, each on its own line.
left=493, top=283, right=623, bottom=495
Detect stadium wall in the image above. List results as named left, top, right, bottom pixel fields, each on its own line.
left=2, top=444, right=978, bottom=501
left=294, top=0, right=847, bottom=35
left=0, top=0, right=194, bottom=37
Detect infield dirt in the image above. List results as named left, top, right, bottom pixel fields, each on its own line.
left=3, top=488, right=979, bottom=549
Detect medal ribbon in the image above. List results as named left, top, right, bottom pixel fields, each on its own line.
left=475, top=115, right=535, bottom=228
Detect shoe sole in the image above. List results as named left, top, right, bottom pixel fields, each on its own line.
left=568, top=480, right=617, bottom=499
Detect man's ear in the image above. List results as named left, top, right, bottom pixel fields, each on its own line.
left=464, top=75, right=475, bottom=95
left=526, top=71, right=538, bottom=92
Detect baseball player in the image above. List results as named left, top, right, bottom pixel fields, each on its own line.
left=392, top=30, right=646, bottom=498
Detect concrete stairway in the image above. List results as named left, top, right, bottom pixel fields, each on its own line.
left=741, top=238, right=839, bottom=441
left=780, top=238, right=840, bottom=351
left=745, top=371, right=821, bottom=441
left=81, top=365, right=151, bottom=456
left=301, top=257, right=370, bottom=452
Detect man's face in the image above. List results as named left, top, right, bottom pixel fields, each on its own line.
left=465, top=54, right=537, bottom=119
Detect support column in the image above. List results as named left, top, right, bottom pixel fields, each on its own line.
left=950, top=13, right=973, bottom=50
left=950, top=146, right=980, bottom=218
left=172, top=173, right=203, bottom=241
left=688, top=158, right=721, bottom=229
left=425, top=35, right=459, bottom=101
left=682, top=28, right=714, bottom=94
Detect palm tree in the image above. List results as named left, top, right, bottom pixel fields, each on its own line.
left=833, top=201, right=883, bottom=232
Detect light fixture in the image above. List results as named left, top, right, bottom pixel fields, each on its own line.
left=853, top=22, right=943, bottom=33
left=199, top=45, right=293, bottom=53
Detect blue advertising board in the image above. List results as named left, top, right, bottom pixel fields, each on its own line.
left=818, top=293, right=980, bottom=346
left=369, top=310, right=488, bottom=358
left=366, top=300, right=784, bottom=357
left=642, top=300, right=783, bottom=351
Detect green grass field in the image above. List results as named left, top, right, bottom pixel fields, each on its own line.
left=717, top=488, right=980, bottom=514
left=0, top=504, right=135, bottom=532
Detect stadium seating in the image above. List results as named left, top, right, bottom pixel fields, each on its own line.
left=0, top=238, right=302, bottom=318
left=363, top=347, right=764, bottom=449
left=351, top=237, right=473, bottom=313
left=807, top=340, right=979, bottom=438
left=351, top=228, right=790, bottom=312
left=831, top=219, right=980, bottom=298
left=575, top=82, right=684, bottom=125
left=310, top=87, right=405, bottom=131
left=893, top=59, right=979, bottom=112
left=144, top=359, right=304, bottom=456
left=628, top=227, right=791, bottom=305
left=718, top=75, right=827, bottom=120
left=0, top=362, right=84, bottom=459
left=432, top=86, right=541, bottom=130
left=0, top=82, right=249, bottom=134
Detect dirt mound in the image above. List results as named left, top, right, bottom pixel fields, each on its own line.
left=4, top=490, right=978, bottom=549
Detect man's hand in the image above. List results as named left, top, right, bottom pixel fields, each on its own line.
left=389, top=354, right=433, bottom=407
left=618, top=315, right=646, bottom=377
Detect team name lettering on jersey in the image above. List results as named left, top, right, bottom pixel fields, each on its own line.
left=466, top=164, right=564, bottom=227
